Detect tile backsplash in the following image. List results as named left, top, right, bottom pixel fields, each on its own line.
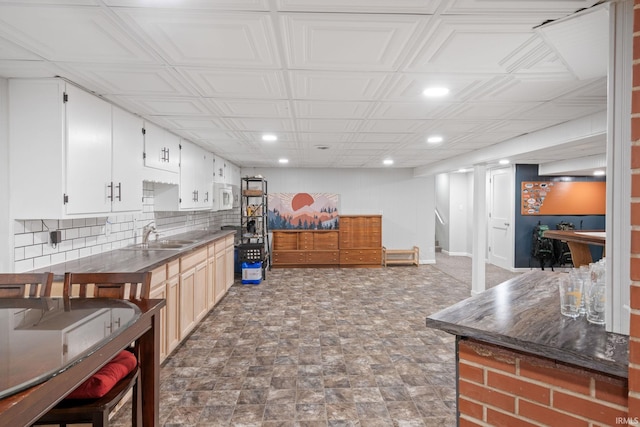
left=13, top=182, right=239, bottom=272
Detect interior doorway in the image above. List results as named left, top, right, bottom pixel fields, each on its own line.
left=488, top=167, right=514, bottom=270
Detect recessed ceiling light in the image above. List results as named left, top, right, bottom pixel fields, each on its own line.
left=458, top=168, right=469, bottom=173
left=427, top=136, right=443, bottom=144
left=262, top=134, right=277, bottom=142
left=499, top=159, right=510, bottom=165
left=278, top=158, right=289, bottom=164
left=423, top=87, right=450, bottom=97
left=383, top=159, right=394, bottom=166
left=593, top=170, right=605, bottom=176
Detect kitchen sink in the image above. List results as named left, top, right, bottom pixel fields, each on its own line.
left=123, top=239, right=198, bottom=251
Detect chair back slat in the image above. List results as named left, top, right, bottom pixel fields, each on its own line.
left=63, top=272, right=151, bottom=300
left=0, top=273, right=54, bottom=298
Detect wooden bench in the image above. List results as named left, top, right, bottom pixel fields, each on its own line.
left=382, top=246, right=419, bottom=266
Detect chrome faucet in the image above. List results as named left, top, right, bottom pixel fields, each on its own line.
left=142, top=221, right=158, bottom=245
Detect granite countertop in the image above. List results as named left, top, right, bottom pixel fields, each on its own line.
left=32, top=229, right=236, bottom=281
left=426, top=270, right=628, bottom=378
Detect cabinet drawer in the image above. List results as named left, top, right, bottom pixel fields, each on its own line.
left=181, top=247, right=208, bottom=271
left=167, top=259, right=180, bottom=278
left=149, top=265, right=166, bottom=290
left=299, top=232, right=314, bottom=250
left=307, top=251, right=339, bottom=264
left=340, top=249, right=382, bottom=265
left=272, top=250, right=306, bottom=265
left=273, top=232, right=298, bottom=250
left=313, top=232, right=338, bottom=250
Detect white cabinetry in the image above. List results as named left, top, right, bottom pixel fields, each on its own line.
left=180, top=141, right=213, bottom=210
left=111, top=107, right=144, bottom=212
left=9, top=79, right=143, bottom=218
left=143, top=122, right=180, bottom=174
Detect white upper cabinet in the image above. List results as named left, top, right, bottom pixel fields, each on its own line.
left=155, top=141, right=214, bottom=211
left=180, top=141, right=213, bottom=210
left=111, top=106, right=144, bottom=212
left=212, top=155, right=226, bottom=184
left=227, top=163, right=241, bottom=187
left=9, top=78, right=143, bottom=219
left=143, top=122, right=180, bottom=174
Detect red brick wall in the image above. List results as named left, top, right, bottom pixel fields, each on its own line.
left=458, top=339, right=629, bottom=426
left=631, top=0, right=640, bottom=419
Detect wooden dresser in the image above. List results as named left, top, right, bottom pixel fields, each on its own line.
left=339, top=215, right=382, bottom=267
left=271, top=214, right=382, bottom=268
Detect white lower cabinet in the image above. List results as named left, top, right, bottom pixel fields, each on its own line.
left=150, top=259, right=180, bottom=363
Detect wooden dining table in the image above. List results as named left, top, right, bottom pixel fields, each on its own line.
left=0, top=297, right=165, bottom=426
left=542, top=229, right=605, bottom=267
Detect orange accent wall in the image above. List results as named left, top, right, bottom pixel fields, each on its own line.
left=521, top=181, right=606, bottom=215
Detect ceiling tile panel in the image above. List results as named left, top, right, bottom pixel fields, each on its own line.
left=277, top=0, right=438, bottom=13
left=368, top=101, right=450, bottom=120
left=0, top=59, right=65, bottom=78
left=358, top=119, right=427, bottom=133
left=104, top=0, right=270, bottom=10
left=290, top=70, right=391, bottom=100
left=115, top=9, right=280, bottom=67
left=212, top=99, right=292, bottom=118
left=0, top=4, right=155, bottom=63
left=56, top=64, right=196, bottom=96
left=179, top=68, right=287, bottom=98
left=281, top=13, right=425, bottom=71
left=406, top=16, right=552, bottom=73
left=293, top=101, right=372, bottom=119
left=445, top=0, right=595, bottom=16
left=115, top=96, right=212, bottom=116
left=226, top=117, right=295, bottom=133
left=297, top=119, right=361, bottom=133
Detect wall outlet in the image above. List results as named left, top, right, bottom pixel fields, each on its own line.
left=50, top=230, right=61, bottom=245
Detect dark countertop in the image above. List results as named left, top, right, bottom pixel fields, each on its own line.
left=32, top=229, right=236, bottom=281
left=425, top=270, right=628, bottom=378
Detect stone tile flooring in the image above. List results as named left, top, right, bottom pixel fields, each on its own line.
left=112, top=264, right=487, bottom=426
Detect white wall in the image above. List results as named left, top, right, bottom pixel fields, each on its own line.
left=242, top=167, right=436, bottom=263
left=0, top=78, right=10, bottom=271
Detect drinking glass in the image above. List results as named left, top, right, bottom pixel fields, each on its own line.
left=558, top=274, right=582, bottom=318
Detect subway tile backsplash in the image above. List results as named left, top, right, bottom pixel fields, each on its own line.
left=13, top=182, right=240, bottom=272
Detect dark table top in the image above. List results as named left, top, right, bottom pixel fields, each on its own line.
left=426, top=270, right=628, bottom=378
left=32, top=229, right=235, bottom=281
left=0, top=298, right=140, bottom=399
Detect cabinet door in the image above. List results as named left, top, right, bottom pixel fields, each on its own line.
left=166, top=275, right=180, bottom=354
left=194, top=261, right=208, bottom=322
left=225, top=242, right=234, bottom=291
left=201, top=150, right=214, bottom=208
left=215, top=248, right=226, bottom=302
left=273, top=232, right=298, bottom=250
left=179, top=141, right=199, bottom=209
left=207, top=255, right=216, bottom=310
left=111, top=106, right=143, bottom=212
left=144, top=122, right=180, bottom=173
left=180, top=269, right=196, bottom=338
left=65, top=84, right=112, bottom=215
left=149, top=283, right=167, bottom=363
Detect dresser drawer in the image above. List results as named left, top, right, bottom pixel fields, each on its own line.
left=340, top=249, right=382, bottom=265
left=272, top=250, right=306, bottom=265
left=307, top=251, right=339, bottom=264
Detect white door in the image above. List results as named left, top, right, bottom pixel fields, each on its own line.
left=112, top=107, right=143, bottom=212
left=489, top=167, right=513, bottom=270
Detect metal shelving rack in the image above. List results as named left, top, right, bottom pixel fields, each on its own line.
left=239, top=176, right=270, bottom=278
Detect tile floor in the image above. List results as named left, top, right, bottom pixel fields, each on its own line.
left=112, top=260, right=521, bottom=426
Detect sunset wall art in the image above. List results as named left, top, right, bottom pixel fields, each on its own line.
left=268, top=193, right=339, bottom=230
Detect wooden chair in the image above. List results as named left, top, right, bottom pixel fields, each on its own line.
left=0, top=272, right=53, bottom=298
left=33, top=271, right=151, bottom=427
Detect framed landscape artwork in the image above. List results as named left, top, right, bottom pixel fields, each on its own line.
left=268, top=193, right=339, bottom=230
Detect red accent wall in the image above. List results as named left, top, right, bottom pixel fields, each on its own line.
left=459, top=340, right=628, bottom=426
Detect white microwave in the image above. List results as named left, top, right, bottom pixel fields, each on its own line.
left=219, top=187, right=233, bottom=210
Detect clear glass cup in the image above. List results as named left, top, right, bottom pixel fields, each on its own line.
left=586, top=281, right=606, bottom=325
left=558, top=274, right=582, bottom=318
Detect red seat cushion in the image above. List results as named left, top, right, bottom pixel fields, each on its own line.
left=65, top=350, right=137, bottom=400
